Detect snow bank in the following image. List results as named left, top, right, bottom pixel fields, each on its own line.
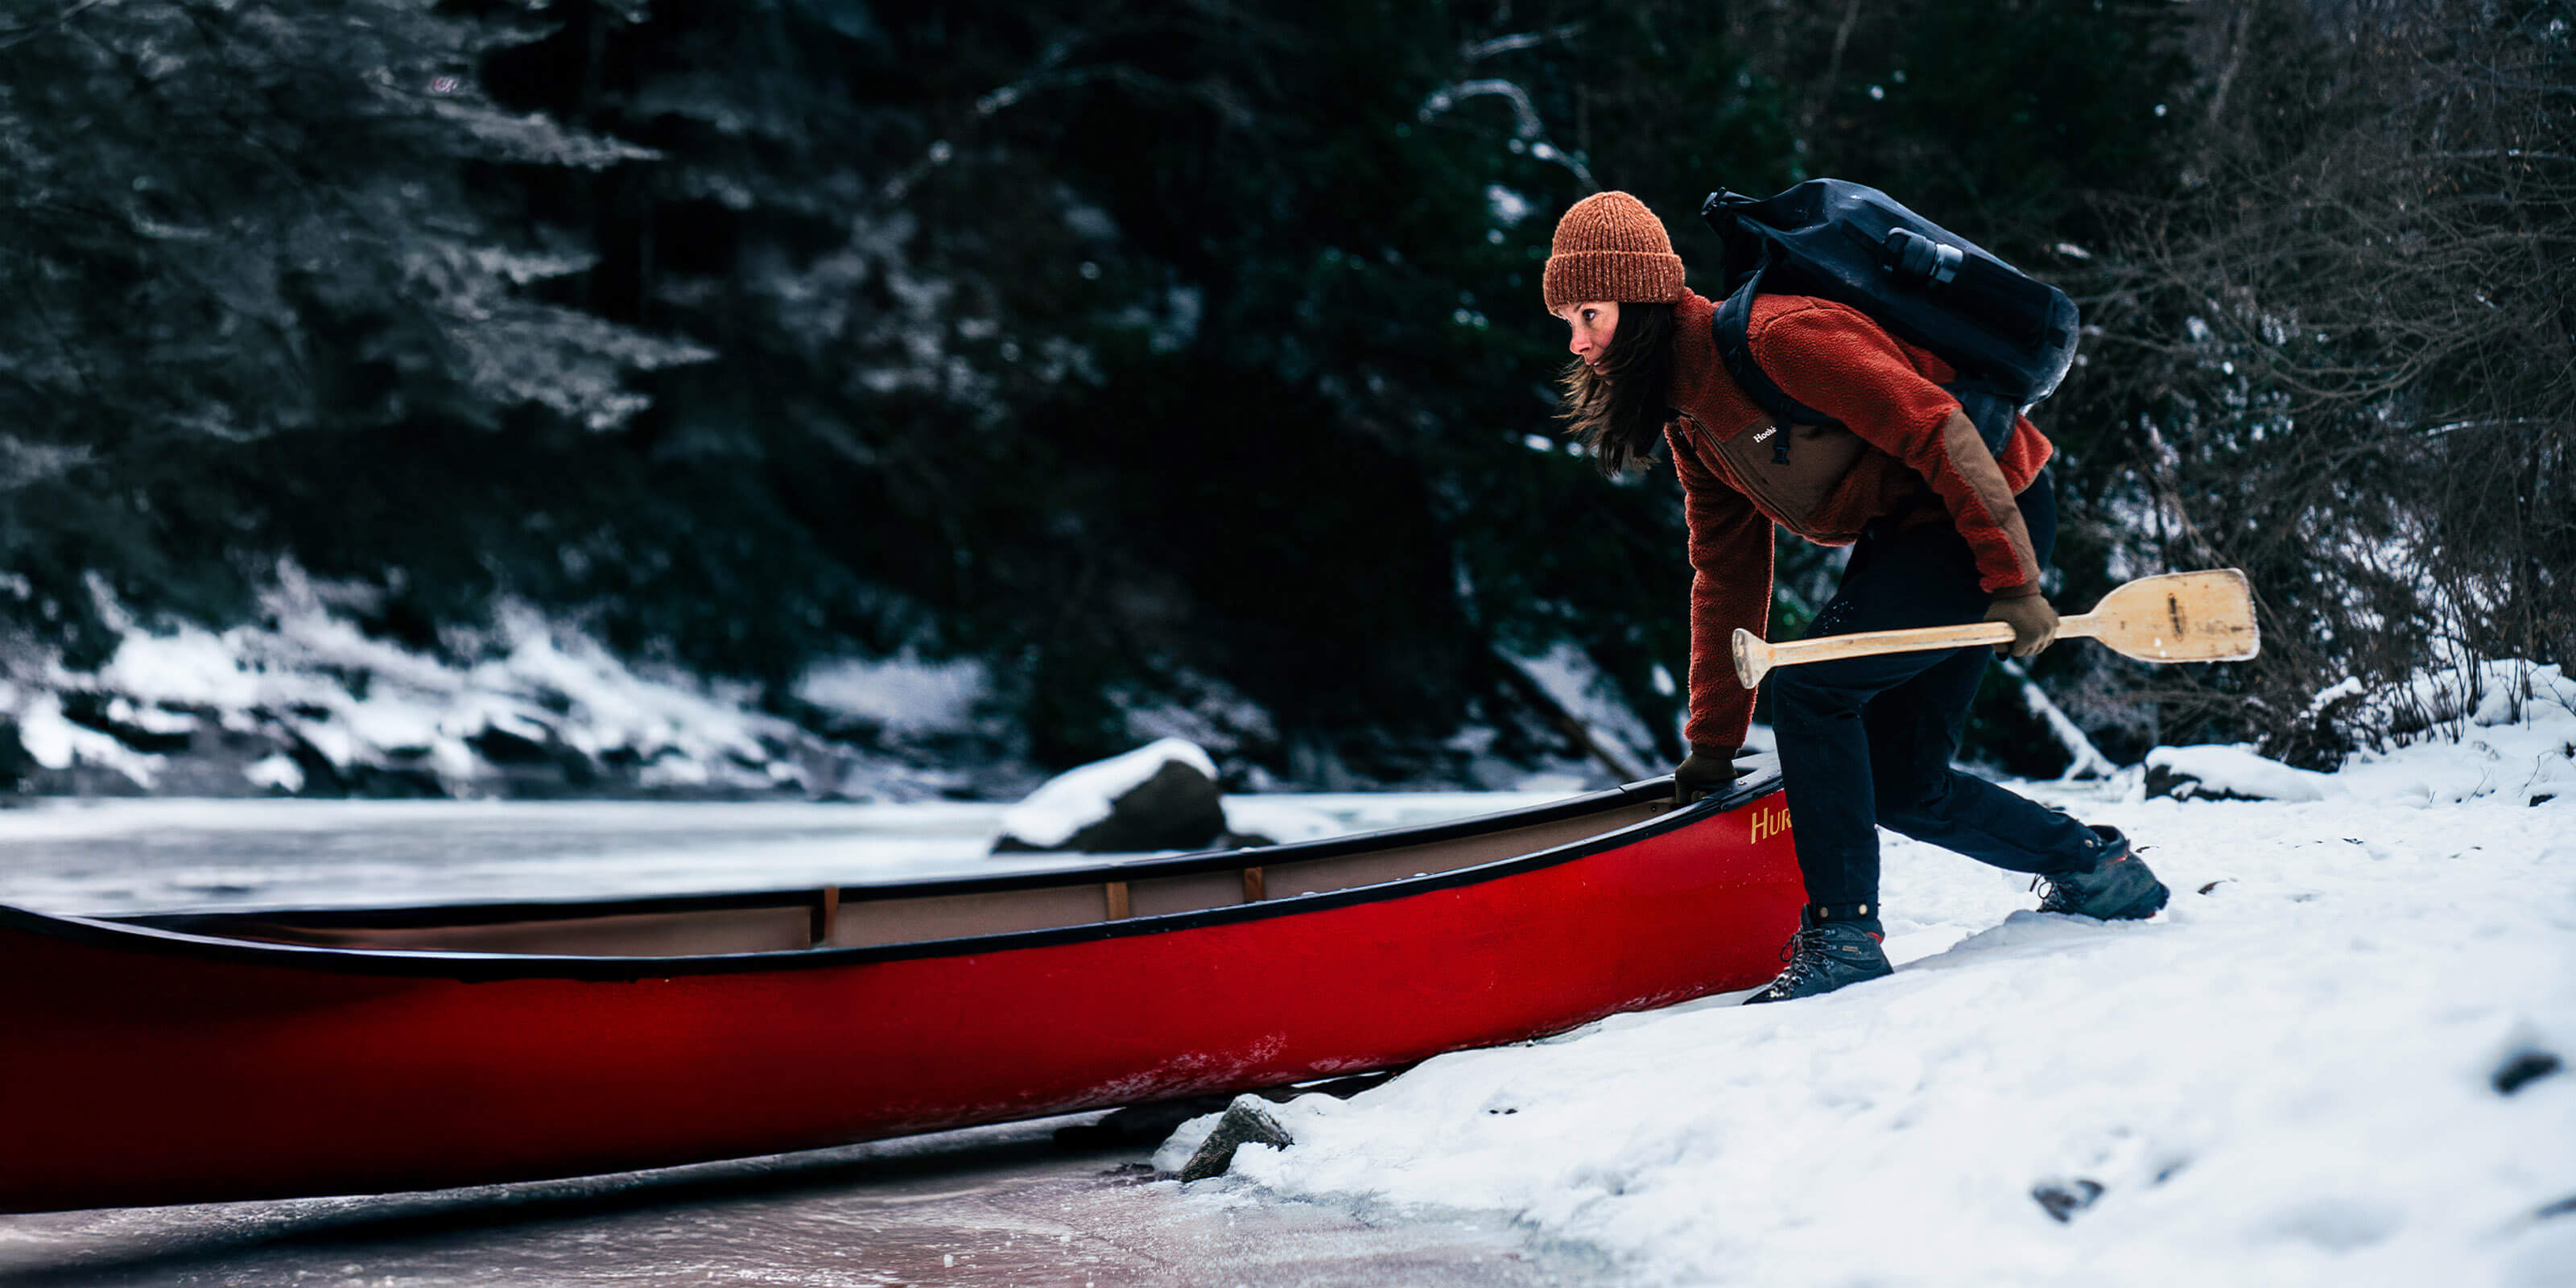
left=2151, top=660, right=2575, bottom=807
left=2144, top=744, right=2336, bottom=802
left=5, top=690, right=167, bottom=788
left=3, top=576, right=965, bottom=800
left=1178, top=691, right=2576, bottom=1286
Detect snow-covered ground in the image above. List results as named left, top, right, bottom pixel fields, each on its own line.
left=1159, top=670, right=2576, bottom=1287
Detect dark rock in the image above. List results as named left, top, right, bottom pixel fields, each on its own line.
left=0, top=719, right=37, bottom=793
left=62, top=696, right=196, bottom=755
left=2493, top=1048, right=2563, bottom=1096
left=282, top=729, right=349, bottom=798
left=345, top=763, right=450, bottom=799
left=993, top=754, right=1229, bottom=854
left=2141, top=762, right=2195, bottom=800
left=1069, top=1068, right=1409, bottom=1153
left=1067, top=758, right=1227, bottom=852
left=2033, top=1178, right=2105, bottom=1223
left=462, top=720, right=613, bottom=797
left=555, top=745, right=601, bottom=789
left=1178, top=1100, right=1295, bottom=1183
left=468, top=722, right=554, bottom=766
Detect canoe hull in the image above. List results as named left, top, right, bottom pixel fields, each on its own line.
left=0, top=782, right=1801, bottom=1212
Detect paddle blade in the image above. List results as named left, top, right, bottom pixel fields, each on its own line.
left=1731, top=628, right=1774, bottom=688
left=2081, top=569, right=2260, bottom=664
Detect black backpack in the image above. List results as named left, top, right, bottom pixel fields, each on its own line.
left=1699, top=180, right=2079, bottom=452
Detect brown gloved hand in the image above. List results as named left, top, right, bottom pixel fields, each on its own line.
left=1984, top=592, right=2060, bottom=659
left=1673, top=746, right=1741, bottom=806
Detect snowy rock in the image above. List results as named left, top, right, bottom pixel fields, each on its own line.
left=991, top=738, right=1234, bottom=854
left=2145, top=744, right=2335, bottom=802
left=1176, top=1097, right=1296, bottom=1183
left=243, top=754, right=304, bottom=795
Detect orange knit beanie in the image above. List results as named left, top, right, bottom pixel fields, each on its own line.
left=1543, top=191, right=1686, bottom=309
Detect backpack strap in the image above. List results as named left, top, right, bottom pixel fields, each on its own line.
left=1946, top=382, right=2023, bottom=457
left=1711, top=266, right=1829, bottom=433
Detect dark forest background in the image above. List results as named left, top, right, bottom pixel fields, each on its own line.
left=2, top=0, right=2568, bottom=788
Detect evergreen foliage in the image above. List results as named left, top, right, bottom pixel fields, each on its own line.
left=4, top=0, right=2557, bottom=787
left=0, top=0, right=697, bottom=664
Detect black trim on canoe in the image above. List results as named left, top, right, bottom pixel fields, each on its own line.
left=0, top=766, right=1786, bottom=982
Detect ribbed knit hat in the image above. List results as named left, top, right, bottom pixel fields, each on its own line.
left=1543, top=191, right=1686, bottom=309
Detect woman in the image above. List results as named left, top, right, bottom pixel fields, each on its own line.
left=1542, top=190, right=2167, bottom=1004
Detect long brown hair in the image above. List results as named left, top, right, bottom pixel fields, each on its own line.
left=1554, top=301, right=1677, bottom=476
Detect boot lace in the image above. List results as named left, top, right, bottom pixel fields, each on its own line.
left=2031, top=840, right=2140, bottom=910
left=1763, top=927, right=1834, bottom=993
left=2030, top=869, right=2095, bottom=913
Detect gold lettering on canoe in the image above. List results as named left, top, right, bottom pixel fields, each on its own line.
left=1749, top=804, right=1791, bottom=844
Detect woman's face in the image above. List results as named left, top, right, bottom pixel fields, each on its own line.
left=1550, top=300, right=1620, bottom=369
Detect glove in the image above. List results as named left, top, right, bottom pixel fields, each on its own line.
left=1984, top=593, right=2060, bottom=659
left=1673, top=746, right=1740, bottom=806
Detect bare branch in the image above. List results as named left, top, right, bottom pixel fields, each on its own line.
left=1418, top=79, right=1596, bottom=188
left=0, top=0, right=109, bottom=51
left=1460, top=22, right=1586, bottom=62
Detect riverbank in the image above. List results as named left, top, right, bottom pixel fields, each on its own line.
left=2, top=584, right=1001, bottom=805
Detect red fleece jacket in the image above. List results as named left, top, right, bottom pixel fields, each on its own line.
left=1661, top=289, right=2054, bottom=751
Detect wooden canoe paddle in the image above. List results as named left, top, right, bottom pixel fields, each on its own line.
left=1732, top=568, right=2260, bottom=689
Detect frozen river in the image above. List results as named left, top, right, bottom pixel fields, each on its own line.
left=0, top=793, right=1615, bottom=1287
left=0, top=793, right=1573, bottom=916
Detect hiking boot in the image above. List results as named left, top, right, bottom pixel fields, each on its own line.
left=1743, top=919, right=1893, bottom=1004
left=2034, top=826, right=2169, bottom=921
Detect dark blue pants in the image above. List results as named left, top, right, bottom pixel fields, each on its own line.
left=1769, top=471, right=2099, bottom=923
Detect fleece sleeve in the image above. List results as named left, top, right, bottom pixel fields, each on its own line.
left=1748, top=299, right=2044, bottom=596
left=1666, top=419, right=1773, bottom=751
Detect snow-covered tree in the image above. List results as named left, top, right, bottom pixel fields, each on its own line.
left=0, top=0, right=704, bottom=661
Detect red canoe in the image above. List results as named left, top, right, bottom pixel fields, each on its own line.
left=0, top=773, right=1802, bottom=1212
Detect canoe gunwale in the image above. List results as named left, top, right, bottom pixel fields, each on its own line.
left=1, top=767, right=1783, bottom=982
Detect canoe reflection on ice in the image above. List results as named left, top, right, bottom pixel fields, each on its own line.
left=0, top=1110, right=1612, bottom=1287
